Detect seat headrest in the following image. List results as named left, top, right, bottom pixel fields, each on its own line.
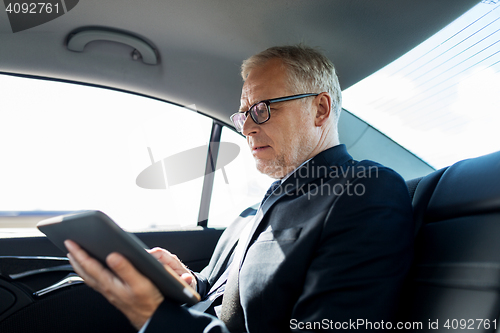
left=425, top=150, right=500, bottom=222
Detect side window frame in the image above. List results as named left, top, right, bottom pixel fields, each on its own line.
left=197, top=120, right=224, bottom=227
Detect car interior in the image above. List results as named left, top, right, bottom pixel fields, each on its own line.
left=1, top=0, right=499, bottom=332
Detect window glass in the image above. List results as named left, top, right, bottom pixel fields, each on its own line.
left=342, top=2, right=500, bottom=168
left=208, top=127, right=274, bottom=227
left=0, top=74, right=212, bottom=236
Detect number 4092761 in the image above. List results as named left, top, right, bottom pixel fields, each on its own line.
left=443, top=319, right=497, bottom=330
left=5, top=3, right=59, bottom=14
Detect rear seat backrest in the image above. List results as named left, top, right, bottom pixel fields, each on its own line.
left=406, top=150, right=500, bottom=332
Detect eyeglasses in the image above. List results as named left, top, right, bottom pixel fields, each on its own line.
left=230, top=93, right=319, bottom=133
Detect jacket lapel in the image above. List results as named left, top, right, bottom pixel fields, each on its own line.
left=237, top=144, right=353, bottom=268
left=209, top=209, right=257, bottom=286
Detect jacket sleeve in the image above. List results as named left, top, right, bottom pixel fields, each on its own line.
left=145, top=300, right=230, bottom=333
left=193, top=271, right=210, bottom=297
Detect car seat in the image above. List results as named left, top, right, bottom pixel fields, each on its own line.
left=403, top=150, right=500, bottom=332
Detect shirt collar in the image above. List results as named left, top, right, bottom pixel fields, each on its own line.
left=279, top=157, right=313, bottom=184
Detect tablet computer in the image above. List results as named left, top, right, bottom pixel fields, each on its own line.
left=37, top=210, right=200, bottom=305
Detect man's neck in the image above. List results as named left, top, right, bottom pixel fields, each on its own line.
left=306, top=130, right=340, bottom=161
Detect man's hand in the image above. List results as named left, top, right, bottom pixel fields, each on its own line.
left=148, top=247, right=197, bottom=290
left=65, top=240, right=164, bottom=330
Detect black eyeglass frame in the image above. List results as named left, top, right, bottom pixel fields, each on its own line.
left=230, top=93, right=319, bottom=132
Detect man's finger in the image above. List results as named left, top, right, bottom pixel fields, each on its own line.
left=65, top=241, right=163, bottom=330
left=65, top=240, right=101, bottom=285
left=65, top=240, right=121, bottom=292
left=106, top=252, right=147, bottom=288
left=67, top=252, right=97, bottom=285
left=181, top=272, right=194, bottom=286
left=147, top=247, right=196, bottom=289
left=148, top=248, right=176, bottom=266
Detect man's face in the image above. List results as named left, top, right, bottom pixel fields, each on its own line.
left=240, top=59, right=318, bottom=179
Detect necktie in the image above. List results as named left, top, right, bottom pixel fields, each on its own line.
left=261, top=180, right=282, bottom=206
left=219, top=180, right=281, bottom=332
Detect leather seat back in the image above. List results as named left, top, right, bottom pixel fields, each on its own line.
left=405, top=150, right=500, bottom=332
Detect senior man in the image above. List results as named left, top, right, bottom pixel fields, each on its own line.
left=66, top=45, right=414, bottom=332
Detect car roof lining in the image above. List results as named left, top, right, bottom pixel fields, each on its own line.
left=0, top=0, right=479, bottom=123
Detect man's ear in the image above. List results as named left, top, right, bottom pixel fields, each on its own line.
left=314, top=92, right=332, bottom=126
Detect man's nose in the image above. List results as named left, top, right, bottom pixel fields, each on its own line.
left=241, top=114, right=259, bottom=136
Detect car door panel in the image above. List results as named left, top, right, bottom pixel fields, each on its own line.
left=0, top=228, right=223, bottom=271
left=0, top=227, right=223, bottom=331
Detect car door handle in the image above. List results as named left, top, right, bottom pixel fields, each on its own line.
left=33, top=273, right=84, bottom=297
left=67, top=29, right=158, bottom=65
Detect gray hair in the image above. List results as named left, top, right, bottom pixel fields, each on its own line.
left=241, top=45, right=342, bottom=120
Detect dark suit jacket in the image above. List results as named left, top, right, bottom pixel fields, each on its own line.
left=146, top=144, right=414, bottom=332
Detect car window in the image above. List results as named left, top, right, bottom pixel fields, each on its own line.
left=342, top=1, right=500, bottom=169
left=208, top=127, right=274, bottom=227
left=0, top=74, right=215, bottom=236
